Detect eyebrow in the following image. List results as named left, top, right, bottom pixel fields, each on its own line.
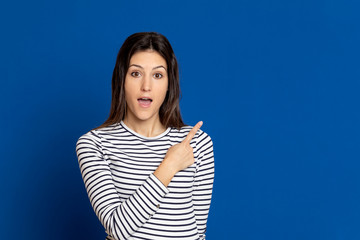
left=129, top=64, right=167, bottom=71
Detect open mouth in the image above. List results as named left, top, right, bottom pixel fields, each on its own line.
left=138, top=98, right=153, bottom=107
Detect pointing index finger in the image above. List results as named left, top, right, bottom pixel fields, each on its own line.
left=183, top=121, right=203, bottom=144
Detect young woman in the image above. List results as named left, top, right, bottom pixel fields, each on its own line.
left=76, top=32, right=215, bottom=240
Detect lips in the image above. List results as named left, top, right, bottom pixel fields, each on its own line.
left=137, top=97, right=152, bottom=108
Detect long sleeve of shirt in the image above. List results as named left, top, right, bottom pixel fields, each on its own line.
left=76, top=130, right=169, bottom=240
left=75, top=122, right=215, bottom=240
left=193, top=132, right=215, bottom=239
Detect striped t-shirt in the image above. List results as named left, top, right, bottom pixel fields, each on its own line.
left=76, top=121, right=215, bottom=240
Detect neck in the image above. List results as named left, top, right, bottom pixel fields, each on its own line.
left=123, top=115, right=167, bottom=138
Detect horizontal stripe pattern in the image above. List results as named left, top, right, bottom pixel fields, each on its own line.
left=76, top=121, right=214, bottom=240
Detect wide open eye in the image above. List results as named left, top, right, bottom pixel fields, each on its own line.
left=153, top=73, right=163, bottom=79
left=131, top=71, right=141, bottom=77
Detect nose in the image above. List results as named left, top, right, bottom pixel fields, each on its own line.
left=141, top=74, right=151, bottom=92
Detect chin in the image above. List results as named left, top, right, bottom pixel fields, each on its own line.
left=132, top=112, right=157, bottom=122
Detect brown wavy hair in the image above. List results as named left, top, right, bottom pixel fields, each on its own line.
left=95, top=32, right=185, bottom=130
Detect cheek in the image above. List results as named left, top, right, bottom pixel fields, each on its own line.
left=158, top=82, right=168, bottom=99
left=124, top=81, right=135, bottom=103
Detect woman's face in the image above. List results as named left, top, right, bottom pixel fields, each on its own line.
left=124, top=50, right=168, bottom=124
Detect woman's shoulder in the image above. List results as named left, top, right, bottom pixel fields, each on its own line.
left=76, top=123, right=120, bottom=144
left=170, top=124, right=212, bottom=144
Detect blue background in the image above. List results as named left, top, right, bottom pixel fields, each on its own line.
left=1, top=0, right=359, bottom=239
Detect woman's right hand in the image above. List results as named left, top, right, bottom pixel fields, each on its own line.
left=154, top=121, right=203, bottom=186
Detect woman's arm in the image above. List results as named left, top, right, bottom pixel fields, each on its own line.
left=154, top=121, right=204, bottom=187
left=76, top=122, right=204, bottom=240
left=76, top=131, right=169, bottom=240
left=193, top=131, right=215, bottom=239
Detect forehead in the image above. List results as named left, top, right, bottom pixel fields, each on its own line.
left=129, top=50, right=167, bottom=68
